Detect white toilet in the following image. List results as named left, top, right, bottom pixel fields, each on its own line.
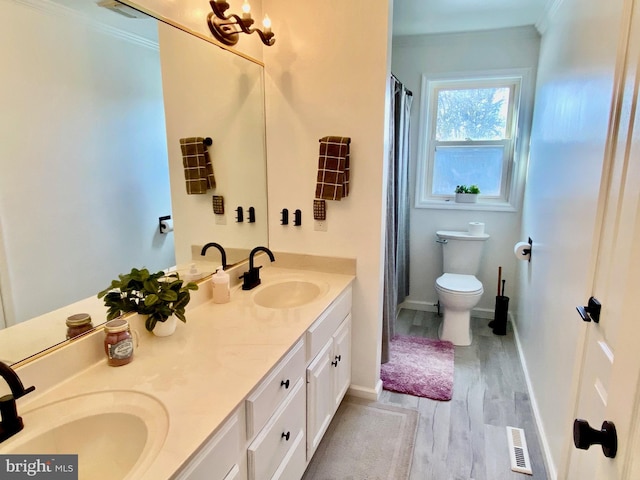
left=434, top=230, right=489, bottom=346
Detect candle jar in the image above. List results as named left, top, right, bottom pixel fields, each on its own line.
left=104, top=319, right=135, bottom=366
left=66, top=313, right=94, bottom=339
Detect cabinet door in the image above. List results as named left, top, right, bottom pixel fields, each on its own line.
left=332, top=314, right=352, bottom=409
left=306, top=338, right=334, bottom=459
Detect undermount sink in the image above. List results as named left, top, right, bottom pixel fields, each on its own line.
left=4, top=390, right=169, bottom=480
left=253, top=280, right=328, bottom=308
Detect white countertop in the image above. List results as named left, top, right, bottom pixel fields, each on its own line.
left=2, top=266, right=354, bottom=479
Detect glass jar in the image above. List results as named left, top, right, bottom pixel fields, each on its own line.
left=104, top=319, right=135, bottom=367
left=66, top=313, right=94, bottom=339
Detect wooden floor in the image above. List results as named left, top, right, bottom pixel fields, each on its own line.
left=379, top=309, right=549, bottom=480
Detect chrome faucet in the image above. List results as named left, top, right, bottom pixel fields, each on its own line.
left=200, top=242, right=228, bottom=270
left=0, top=361, right=35, bottom=442
left=240, top=246, right=275, bottom=290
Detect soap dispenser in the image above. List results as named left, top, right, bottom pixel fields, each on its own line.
left=211, top=267, right=230, bottom=304
left=184, top=263, right=200, bottom=282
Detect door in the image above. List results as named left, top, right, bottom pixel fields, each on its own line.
left=306, top=338, right=334, bottom=459
left=566, top=1, right=640, bottom=477
left=332, top=315, right=352, bottom=408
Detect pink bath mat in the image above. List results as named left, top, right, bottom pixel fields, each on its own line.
left=381, top=335, right=454, bottom=401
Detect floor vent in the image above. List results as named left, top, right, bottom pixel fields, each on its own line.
left=506, top=426, right=533, bottom=475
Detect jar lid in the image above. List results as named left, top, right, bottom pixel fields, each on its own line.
left=66, top=313, right=92, bottom=327
left=104, top=318, right=129, bottom=333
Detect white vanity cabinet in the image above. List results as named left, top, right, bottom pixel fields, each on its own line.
left=173, top=283, right=353, bottom=480
left=173, top=409, right=247, bottom=480
left=305, top=287, right=352, bottom=460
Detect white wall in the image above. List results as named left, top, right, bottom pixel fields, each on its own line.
left=391, top=27, right=540, bottom=314
left=0, top=1, right=174, bottom=324
left=261, top=0, right=392, bottom=396
left=516, top=0, right=625, bottom=476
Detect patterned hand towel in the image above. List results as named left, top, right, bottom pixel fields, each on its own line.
left=315, top=136, right=351, bottom=201
left=180, top=137, right=216, bottom=194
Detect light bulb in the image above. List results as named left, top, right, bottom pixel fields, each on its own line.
left=242, top=0, right=251, bottom=15
left=262, top=14, right=271, bottom=33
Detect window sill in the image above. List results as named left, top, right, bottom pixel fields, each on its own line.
left=415, top=199, right=518, bottom=212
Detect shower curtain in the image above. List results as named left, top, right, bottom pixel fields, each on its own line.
left=382, top=75, right=413, bottom=364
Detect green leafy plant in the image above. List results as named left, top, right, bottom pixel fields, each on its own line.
left=98, top=268, right=198, bottom=332
left=98, top=267, right=161, bottom=321
left=455, top=184, right=480, bottom=194
left=141, top=272, right=198, bottom=332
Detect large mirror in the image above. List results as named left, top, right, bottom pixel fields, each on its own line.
left=0, top=0, right=268, bottom=365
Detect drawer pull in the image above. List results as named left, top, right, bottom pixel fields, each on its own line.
left=281, top=431, right=291, bottom=441
left=280, top=379, right=290, bottom=389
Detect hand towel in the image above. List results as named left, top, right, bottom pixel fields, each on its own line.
left=180, top=137, right=216, bottom=194
left=315, top=136, right=351, bottom=201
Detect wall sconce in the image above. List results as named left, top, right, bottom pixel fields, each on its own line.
left=207, top=0, right=275, bottom=47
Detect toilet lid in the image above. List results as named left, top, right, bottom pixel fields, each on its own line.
left=436, top=273, right=483, bottom=294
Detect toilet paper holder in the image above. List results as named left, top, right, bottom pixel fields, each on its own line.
left=524, top=237, right=532, bottom=261
left=158, top=215, right=173, bottom=234
left=517, top=237, right=533, bottom=262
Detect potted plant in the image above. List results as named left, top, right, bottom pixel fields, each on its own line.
left=140, top=272, right=199, bottom=336
left=454, top=185, right=480, bottom=203
left=98, top=267, right=162, bottom=321
left=98, top=268, right=198, bottom=336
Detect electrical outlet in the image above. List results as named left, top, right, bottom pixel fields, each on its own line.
left=314, top=220, right=328, bottom=232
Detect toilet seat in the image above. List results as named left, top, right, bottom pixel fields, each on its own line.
left=436, top=273, right=483, bottom=295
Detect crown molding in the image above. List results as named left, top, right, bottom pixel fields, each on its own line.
left=11, top=0, right=158, bottom=50
left=535, top=0, right=565, bottom=35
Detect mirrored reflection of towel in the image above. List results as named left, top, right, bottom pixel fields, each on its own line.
left=180, top=137, right=216, bottom=194
left=315, top=136, right=351, bottom=201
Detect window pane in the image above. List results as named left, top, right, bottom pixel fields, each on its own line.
left=436, top=87, right=510, bottom=141
left=432, top=146, right=504, bottom=196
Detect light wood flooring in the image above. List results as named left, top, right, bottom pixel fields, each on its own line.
left=378, top=309, right=549, bottom=480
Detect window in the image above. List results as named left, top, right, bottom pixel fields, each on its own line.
left=416, top=73, right=528, bottom=210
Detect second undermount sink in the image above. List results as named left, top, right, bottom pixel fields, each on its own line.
left=4, top=390, right=169, bottom=480
left=253, top=280, right=328, bottom=309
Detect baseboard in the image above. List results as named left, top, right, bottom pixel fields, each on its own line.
left=401, top=300, right=503, bottom=320
left=511, top=317, right=558, bottom=480
left=400, top=300, right=437, bottom=312
left=347, top=380, right=382, bottom=401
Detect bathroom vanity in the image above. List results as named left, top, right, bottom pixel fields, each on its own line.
left=1, top=259, right=355, bottom=480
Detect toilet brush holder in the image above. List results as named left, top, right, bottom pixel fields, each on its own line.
left=492, top=295, right=509, bottom=336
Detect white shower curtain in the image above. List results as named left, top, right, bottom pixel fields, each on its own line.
left=382, top=75, right=413, bottom=364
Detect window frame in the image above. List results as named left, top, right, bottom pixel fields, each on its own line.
left=415, top=69, right=533, bottom=211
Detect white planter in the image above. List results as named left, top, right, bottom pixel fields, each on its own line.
left=455, top=193, right=478, bottom=203
left=153, top=315, right=178, bottom=337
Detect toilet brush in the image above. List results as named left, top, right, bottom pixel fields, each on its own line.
left=489, top=266, right=502, bottom=328
left=493, top=272, right=509, bottom=336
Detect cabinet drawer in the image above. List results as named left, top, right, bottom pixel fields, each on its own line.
left=247, top=378, right=305, bottom=480
left=271, top=426, right=306, bottom=480
left=174, top=409, right=245, bottom=480
left=246, top=340, right=305, bottom=438
left=306, top=286, right=352, bottom=362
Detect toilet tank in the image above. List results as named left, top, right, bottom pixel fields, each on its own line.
left=437, top=230, right=490, bottom=275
